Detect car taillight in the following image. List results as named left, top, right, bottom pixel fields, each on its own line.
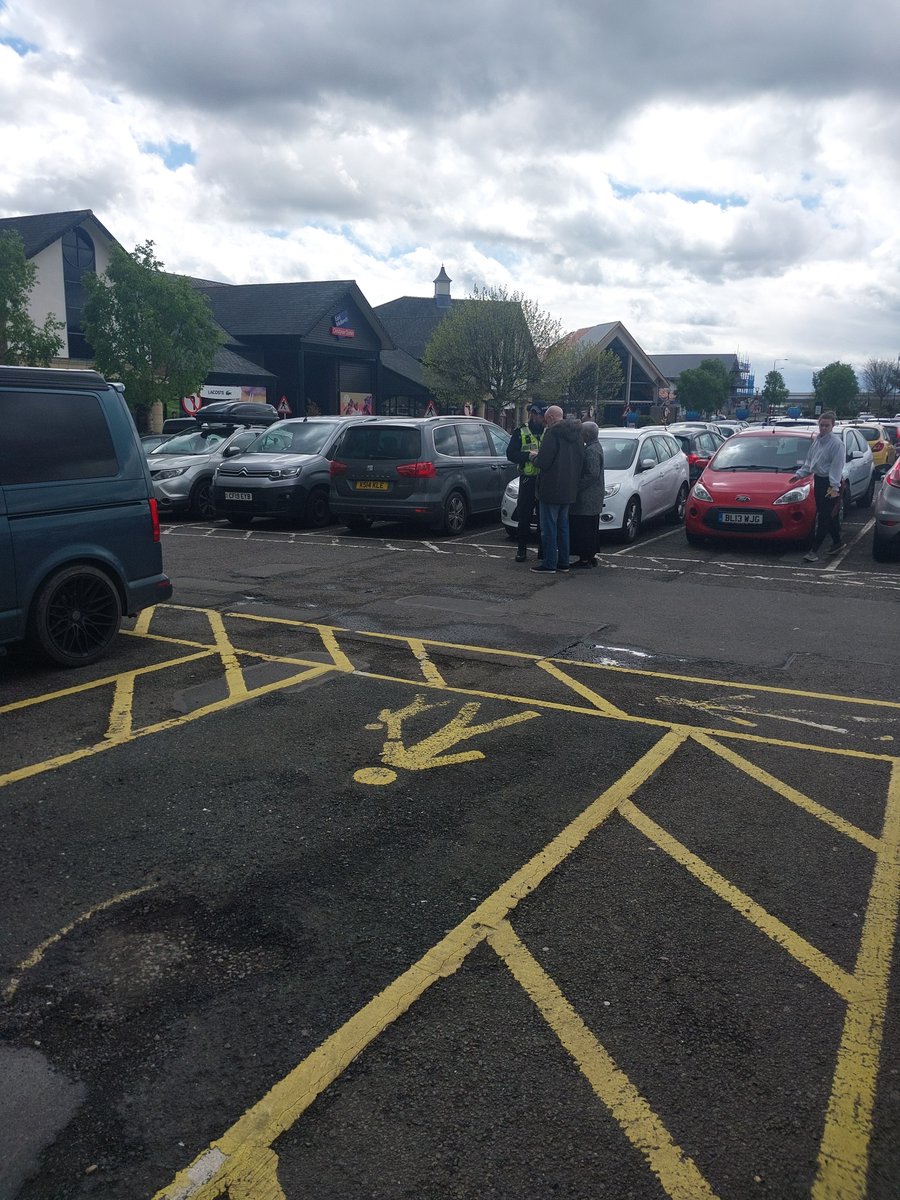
left=872, top=440, right=884, bottom=452
left=329, top=460, right=348, bottom=476
left=396, top=461, right=437, bottom=478
left=886, top=463, right=900, bottom=488
left=687, top=453, right=707, bottom=466
left=149, top=497, right=161, bottom=542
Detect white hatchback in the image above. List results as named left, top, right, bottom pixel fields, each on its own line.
left=596, top=427, right=690, bottom=542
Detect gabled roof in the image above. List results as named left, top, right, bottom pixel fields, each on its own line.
left=381, top=346, right=428, bottom=388
left=210, top=345, right=275, bottom=378
left=373, top=296, right=465, bottom=362
left=650, top=353, right=742, bottom=380
left=0, top=209, right=120, bottom=258
left=566, top=321, right=669, bottom=385
left=196, top=280, right=394, bottom=346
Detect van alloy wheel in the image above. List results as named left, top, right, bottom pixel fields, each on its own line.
left=29, top=565, right=122, bottom=667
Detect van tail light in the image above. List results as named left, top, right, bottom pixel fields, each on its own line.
left=149, top=497, right=161, bottom=542
left=396, top=461, right=437, bottom=478
left=872, top=440, right=885, bottom=452
left=329, top=460, right=348, bottom=476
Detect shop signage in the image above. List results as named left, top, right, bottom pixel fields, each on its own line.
left=333, top=310, right=350, bottom=327
left=200, top=385, right=241, bottom=400
left=330, top=325, right=355, bottom=338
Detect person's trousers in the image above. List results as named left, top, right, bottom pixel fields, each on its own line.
left=517, top=474, right=540, bottom=551
left=569, top=512, right=600, bottom=562
left=539, top=502, right=570, bottom=570
left=812, top=474, right=841, bottom=550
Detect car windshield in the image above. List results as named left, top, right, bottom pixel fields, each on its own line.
left=151, top=429, right=229, bottom=455
left=711, top=434, right=812, bottom=472
left=340, top=426, right=422, bottom=459
left=596, top=438, right=638, bottom=470
left=247, top=422, right=339, bottom=455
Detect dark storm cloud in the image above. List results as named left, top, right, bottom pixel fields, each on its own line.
left=25, top=0, right=900, bottom=133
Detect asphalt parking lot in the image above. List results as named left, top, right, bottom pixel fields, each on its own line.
left=1, top=506, right=897, bottom=1200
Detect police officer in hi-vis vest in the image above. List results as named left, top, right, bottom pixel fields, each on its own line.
left=506, top=400, right=546, bottom=562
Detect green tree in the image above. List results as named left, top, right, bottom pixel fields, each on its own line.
left=812, top=361, right=859, bottom=418
left=83, top=240, right=221, bottom=421
left=674, top=359, right=730, bottom=417
left=538, top=341, right=624, bottom=413
left=761, top=369, right=789, bottom=408
left=861, top=358, right=896, bottom=412
left=0, top=231, right=64, bottom=365
left=422, top=284, right=561, bottom=412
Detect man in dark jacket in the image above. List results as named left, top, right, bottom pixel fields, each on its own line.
left=530, top=406, right=584, bottom=573
left=506, top=400, right=546, bottom=562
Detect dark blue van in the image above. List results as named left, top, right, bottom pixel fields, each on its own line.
left=0, top=366, right=173, bottom=666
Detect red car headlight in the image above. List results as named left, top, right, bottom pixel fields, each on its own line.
left=773, top=482, right=812, bottom=505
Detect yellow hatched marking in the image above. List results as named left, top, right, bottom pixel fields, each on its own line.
left=407, top=637, right=447, bottom=687
left=131, top=606, right=156, bottom=636
left=536, top=658, right=630, bottom=720
left=692, top=732, right=881, bottom=853
left=206, top=610, right=248, bottom=699
left=104, top=673, right=136, bottom=741
left=3, top=883, right=155, bottom=1002
left=314, top=624, right=355, bottom=674
left=487, top=920, right=720, bottom=1200
left=620, top=800, right=857, bottom=1001
left=152, top=730, right=687, bottom=1199
left=813, top=758, right=900, bottom=1200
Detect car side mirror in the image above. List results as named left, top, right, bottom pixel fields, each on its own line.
left=223, top=444, right=245, bottom=458
left=640, top=458, right=656, bottom=471
left=847, top=450, right=857, bottom=460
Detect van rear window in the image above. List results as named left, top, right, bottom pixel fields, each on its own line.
left=340, top=426, right=422, bottom=460
left=0, top=391, right=118, bottom=483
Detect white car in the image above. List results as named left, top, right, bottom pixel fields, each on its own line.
left=833, top=424, right=876, bottom=509
left=500, top=426, right=690, bottom=545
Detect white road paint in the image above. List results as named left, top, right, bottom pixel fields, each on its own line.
left=822, top=518, right=875, bottom=573
left=610, top=526, right=685, bottom=555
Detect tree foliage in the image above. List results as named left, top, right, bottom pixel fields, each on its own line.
left=83, top=240, right=221, bottom=416
left=422, top=284, right=561, bottom=410
left=761, top=369, right=789, bottom=408
left=674, top=357, right=731, bottom=416
left=538, top=341, right=624, bottom=412
left=0, top=231, right=65, bottom=365
left=861, top=358, right=897, bottom=408
left=812, top=361, right=859, bottom=418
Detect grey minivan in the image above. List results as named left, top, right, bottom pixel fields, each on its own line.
left=329, top=416, right=514, bottom=534
left=0, top=366, right=173, bottom=666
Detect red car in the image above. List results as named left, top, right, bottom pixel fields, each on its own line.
left=685, top=429, right=824, bottom=546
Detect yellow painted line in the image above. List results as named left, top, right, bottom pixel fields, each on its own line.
left=536, top=657, right=630, bottom=720
left=407, top=637, right=447, bottom=687
left=152, top=729, right=688, bottom=1199
left=692, top=733, right=881, bottom=853
left=105, top=672, right=136, bottom=741
left=206, top=610, right=248, bottom=699
left=314, top=625, right=355, bottom=674
left=619, top=800, right=857, bottom=1002
left=487, top=920, right=720, bottom=1200
left=122, top=628, right=342, bottom=672
left=0, top=650, right=214, bottom=715
left=0, top=664, right=336, bottom=792
left=813, top=758, right=900, bottom=1200
left=131, top=606, right=156, bottom=636
left=3, top=883, right=156, bottom=1002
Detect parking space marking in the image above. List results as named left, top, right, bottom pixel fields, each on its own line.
left=2, top=882, right=156, bottom=1002
left=487, top=919, right=720, bottom=1200
left=821, top=518, right=876, bottom=573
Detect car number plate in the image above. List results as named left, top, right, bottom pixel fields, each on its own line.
left=354, top=481, right=389, bottom=491
left=224, top=491, right=253, bottom=501
left=719, top=511, right=763, bottom=525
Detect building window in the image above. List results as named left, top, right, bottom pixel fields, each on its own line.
left=62, top=228, right=96, bottom=359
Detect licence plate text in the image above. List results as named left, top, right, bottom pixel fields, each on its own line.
left=719, top=511, right=763, bottom=525
left=224, top=491, right=253, bottom=501
left=354, top=481, right=389, bottom=491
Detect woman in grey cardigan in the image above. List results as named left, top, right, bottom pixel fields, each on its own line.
left=569, top=421, right=605, bottom=568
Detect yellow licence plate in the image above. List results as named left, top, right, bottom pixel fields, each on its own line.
left=354, top=480, right=389, bottom=491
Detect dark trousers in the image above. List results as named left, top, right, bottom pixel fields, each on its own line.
left=569, top=513, right=600, bottom=561
left=517, top=474, right=541, bottom=551
left=812, top=474, right=841, bottom=550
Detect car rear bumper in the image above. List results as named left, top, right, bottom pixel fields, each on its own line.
left=330, top=498, right=441, bottom=524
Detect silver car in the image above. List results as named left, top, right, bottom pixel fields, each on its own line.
left=147, top=424, right=265, bottom=519
left=873, top=459, right=900, bottom=561
left=213, top=416, right=377, bottom=528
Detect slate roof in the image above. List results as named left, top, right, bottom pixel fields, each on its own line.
left=381, top=346, right=428, bottom=388
left=650, top=353, right=741, bottom=380
left=566, top=321, right=669, bottom=385
left=210, top=345, right=275, bottom=379
left=196, top=280, right=392, bottom=345
left=373, top=296, right=465, bottom=362
left=0, top=209, right=119, bottom=258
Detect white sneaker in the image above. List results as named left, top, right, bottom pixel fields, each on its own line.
left=802, top=550, right=819, bottom=563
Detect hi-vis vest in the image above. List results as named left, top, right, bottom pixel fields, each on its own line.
left=518, top=426, right=542, bottom=476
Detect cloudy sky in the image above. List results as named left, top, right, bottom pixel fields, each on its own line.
left=2, top=0, right=899, bottom=395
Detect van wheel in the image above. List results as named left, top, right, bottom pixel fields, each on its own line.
left=617, top=497, right=641, bottom=543
left=28, top=565, right=122, bottom=667
left=190, top=479, right=217, bottom=520
left=438, top=491, right=468, bottom=536
left=857, top=474, right=876, bottom=508
left=304, top=486, right=331, bottom=528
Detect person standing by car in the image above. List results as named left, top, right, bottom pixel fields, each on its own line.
left=506, top=401, right=546, bottom=562
left=569, top=421, right=604, bottom=568
left=791, top=411, right=846, bottom=562
left=531, top=407, right=584, bottom=574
